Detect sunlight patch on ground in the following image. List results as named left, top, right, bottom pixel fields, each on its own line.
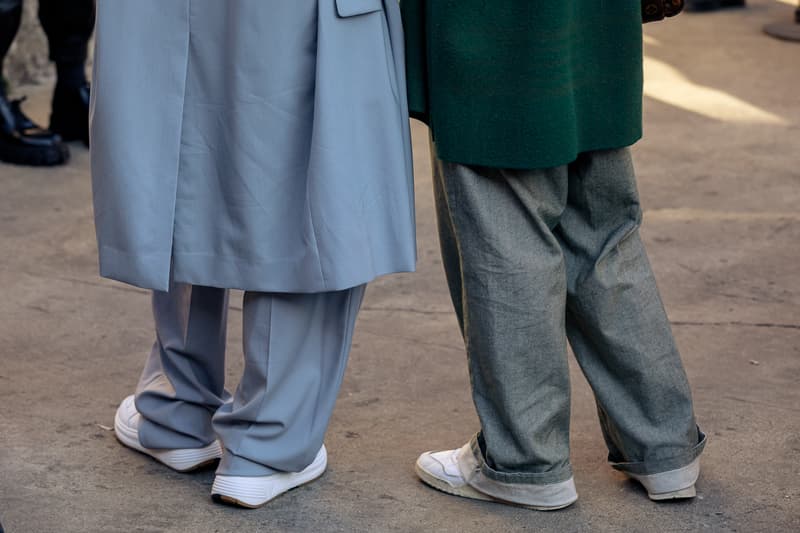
left=643, top=34, right=662, bottom=47
left=645, top=208, right=800, bottom=222
left=643, top=56, right=789, bottom=125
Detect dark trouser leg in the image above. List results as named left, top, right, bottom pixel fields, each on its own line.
left=37, top=0, right=95, bottom=84
left=557, top=148, right=704, bottom=475
left=136, top=283, right=230, bottom=450
left=213, top=286, right=366, bottom=476
left=0, top=0, right=70, bottom=166
left=432, top=141, right=574, bottom=485
left=38, top=0, right=94, bottom=144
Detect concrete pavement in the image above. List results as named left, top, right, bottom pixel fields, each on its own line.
left=1, top=2, right=798, bottom=532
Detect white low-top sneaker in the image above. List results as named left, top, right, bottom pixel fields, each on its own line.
left=114, top=395, right=223, bottom=472
left=625, top=457, right=700, bottom=501
left=211, top=446, right=328, bottom=509
left=416, top=444, right=578, bottom=511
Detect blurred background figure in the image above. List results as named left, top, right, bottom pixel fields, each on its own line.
left=686, top=0, right=746, bottom=11
left=0, top=0, right=94, bottom=166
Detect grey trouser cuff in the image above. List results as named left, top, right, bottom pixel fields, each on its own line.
left=217, top=450, right=281, bottom=478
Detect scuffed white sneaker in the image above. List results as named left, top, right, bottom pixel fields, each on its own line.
left=415, top=444, right=578, bottom=511
left=211, top=446, right=328, bottom=509
left=625, top=458, right=700, bottom=501
left=114, top=395, right=222, bottom=472
left=415, top=448, right=497, bottom=503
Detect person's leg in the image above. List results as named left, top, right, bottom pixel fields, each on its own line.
left=134, top=283, right=230, bottom=450
left=113, top=282, right=230, bottom=471
left=417, top=141, right=578, bottom=509
left=0, top=0, right=23, bottom=93
left=210, top=285, right=365, bottom=508
left=213, top=285, right=366, bottom=476
left=38, top=0, right=94, bottom=144
left=557, top=148, right=704, bottom=498
left=37, top=0, right=94, bottom=87
left=0, top=0, right=70, bottom=166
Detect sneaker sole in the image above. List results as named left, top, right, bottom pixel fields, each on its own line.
left=626, top=457, right=700, bottom=502
left=647, top=486, right=697, bottom=501
left=211, top=450, right=328, bottom=509
left=211, top=475, right=320, bottom=510
left=415, top=462, right=496, bottom=502
left=414, top=462, right=575, bottom=511
left=113, top=408, right=221, bottom=472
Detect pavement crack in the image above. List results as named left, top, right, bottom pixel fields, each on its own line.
left=713, top=291, right=793, bottom=305
left=10, top=269, right=150, bottom=296
left=723, top=395, right=800, bottom=413
left=48, top=275, right=149, bottom=296
left=671, top=320, right=800, bottom=330
left=360, top=306, right=451, bottom=316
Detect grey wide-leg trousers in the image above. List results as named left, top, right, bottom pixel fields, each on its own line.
left=432, top=144, right=705, bottom=486
left=134, top=282, right=366, bottom=476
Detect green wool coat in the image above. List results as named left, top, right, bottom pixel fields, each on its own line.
left=400, top=1, right=645, bottom=169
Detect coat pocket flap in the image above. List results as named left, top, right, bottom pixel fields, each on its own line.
left=335, top=0, right=383, bottom=17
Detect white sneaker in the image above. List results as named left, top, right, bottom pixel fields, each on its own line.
left=625, top=457, right=700, bottom=501
left=415, top=444, right=578, bottom=511
left=114, top=395, right=223, bottom=472
left=211, top=446, right=328, bottom=509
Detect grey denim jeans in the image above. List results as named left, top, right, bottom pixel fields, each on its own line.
left=432, top=142, right=706, bottom=485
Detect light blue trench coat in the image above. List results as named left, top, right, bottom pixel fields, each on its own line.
left=90, top=0, right=416, bottom=292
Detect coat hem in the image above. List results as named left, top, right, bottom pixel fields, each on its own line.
left=99, top=245, right=171, bottom=292
left=431, top=133, right=644, bottom=171
left=99, top=246, right=416, bottom=293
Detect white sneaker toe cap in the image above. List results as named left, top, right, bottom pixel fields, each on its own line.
left=417, top=450, right=467, bottom=488
left=113, top=394, right=222, bottom=472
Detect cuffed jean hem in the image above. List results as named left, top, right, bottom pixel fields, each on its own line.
left=610, top=429, right=707, bottom=476
left=469, top=435, right=574, bottom=486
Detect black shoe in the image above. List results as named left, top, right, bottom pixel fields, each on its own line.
left=50, top=83, right=90, bottom=147
left=0, top=93, right=70, bottom=167
left=686, top=0, right=745, bottom=11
